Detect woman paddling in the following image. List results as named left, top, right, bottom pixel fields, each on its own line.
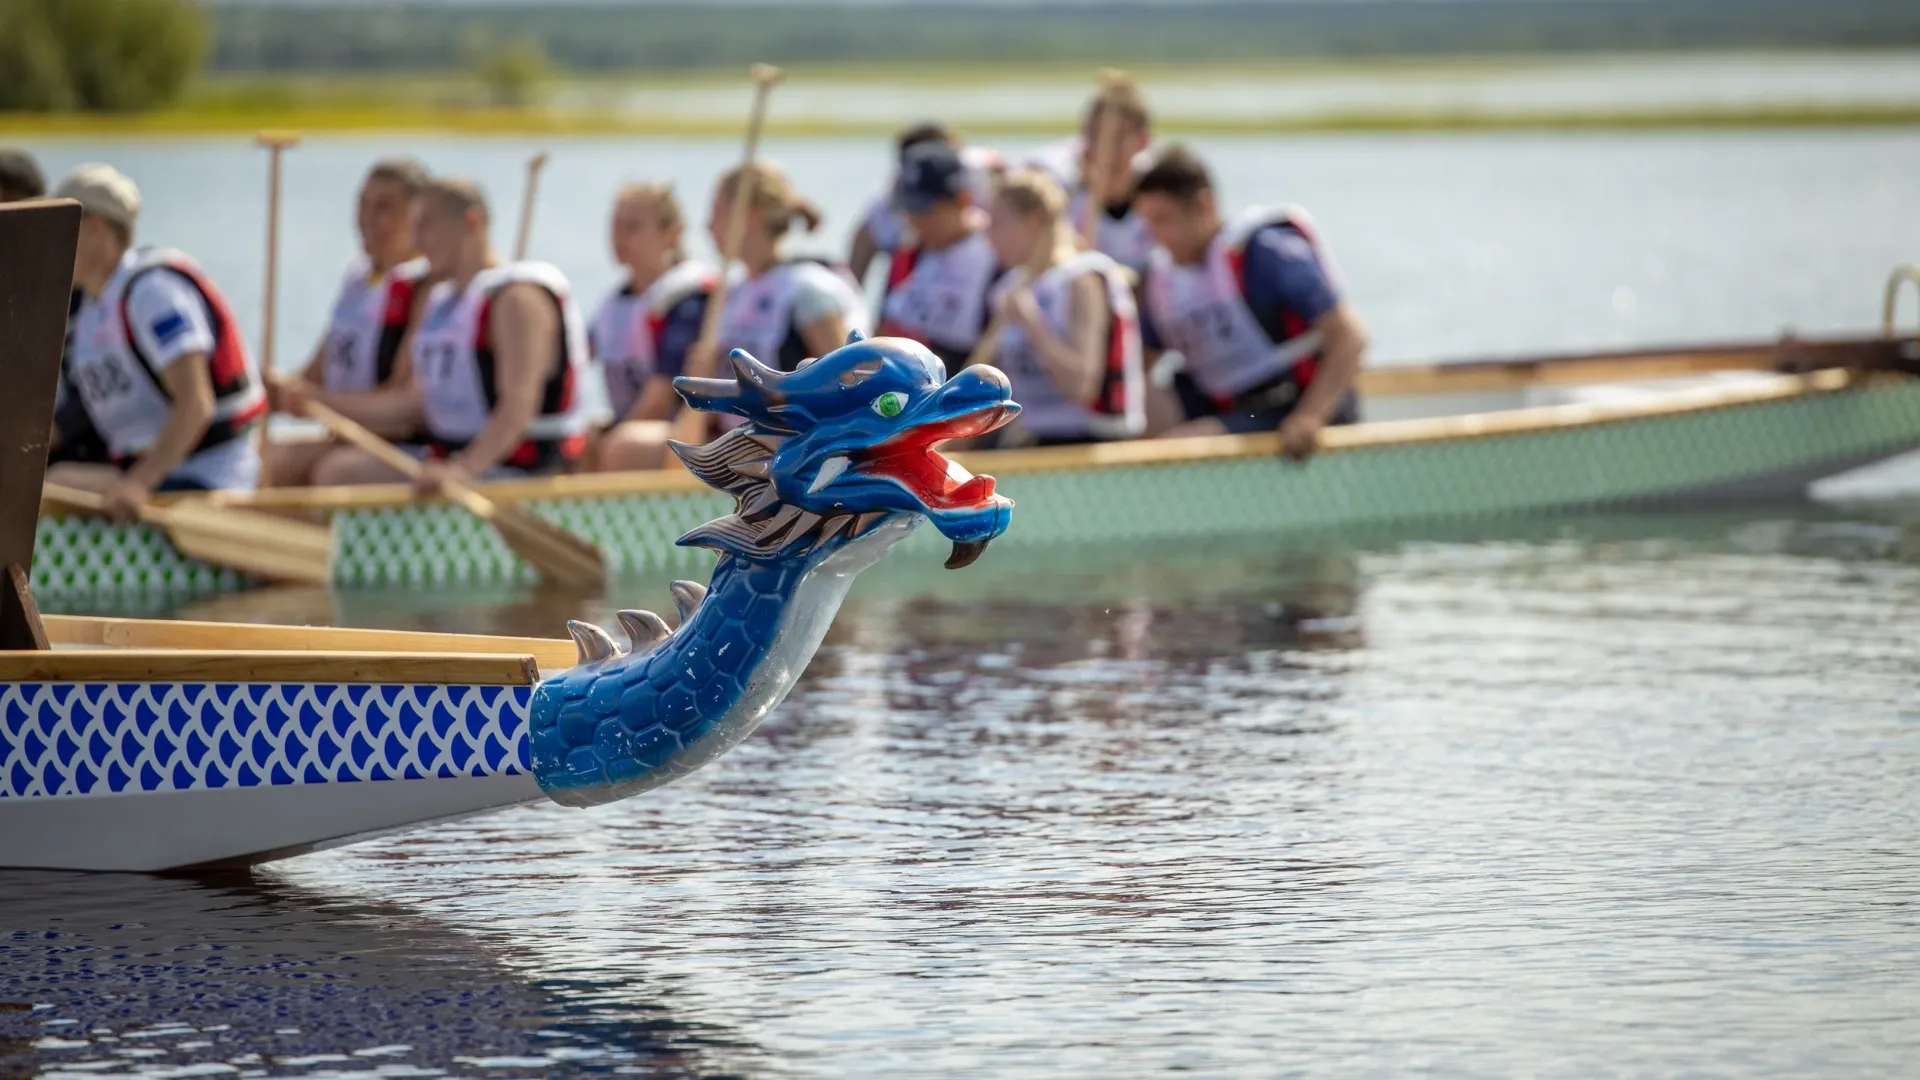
left=588, top=183, right=715, bottom=471
left=980, top=168, right=1145, bottom=448
left=695, top=160, right=868, bottom=376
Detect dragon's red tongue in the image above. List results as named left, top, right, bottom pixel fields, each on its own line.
left=862, top=443, right=996, bottom=509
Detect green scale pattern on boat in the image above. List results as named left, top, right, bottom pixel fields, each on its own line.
left=31, top=514, right=252, bottom=604
left=29, top=380, right=1920, bottom=596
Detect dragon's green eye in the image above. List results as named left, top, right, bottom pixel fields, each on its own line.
left=870, top=391, right=907, bottom=418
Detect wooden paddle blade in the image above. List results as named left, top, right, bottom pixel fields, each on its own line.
left=150, top=501, right=334, bottom=587
left=489, top=504, right=606, bottom=588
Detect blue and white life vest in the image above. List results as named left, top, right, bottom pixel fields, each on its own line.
left=1142, top=206, right=1341, bottom=402
left=590, top=260, right=716, bottom=420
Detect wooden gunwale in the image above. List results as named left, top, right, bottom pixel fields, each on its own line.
left=0, top=649, right=540, bottom=686
left=170, top=356, right=1898, bottom=515
left=42, top=614, right=578, bottom=672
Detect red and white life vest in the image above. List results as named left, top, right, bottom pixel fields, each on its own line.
left=591, top=260, right=716, bottom=420
left=410, top=261, right=591, bottom=466
left=322, top=254, right=430, bottom=393
left=1143, top=206, right=1340, bottom=401
left=65, top=247, right=266, bottom=474
left=861, top=145, right=1007, bottom=252
left=878, top=229, right=1001, bottom=357
left=988, top=251, right=1144, bottom=441
left=716, top=260, right=870, bottom=374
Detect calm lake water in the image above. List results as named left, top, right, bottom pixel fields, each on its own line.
left=7, top=123, right=1920, bottom=1076
left=5, top=510, right=1920, bottom=1077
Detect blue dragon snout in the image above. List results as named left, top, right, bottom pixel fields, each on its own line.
left=530, top=333, right=1020, bottom=807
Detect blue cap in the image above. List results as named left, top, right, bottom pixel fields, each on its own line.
left=893, top=142, right=968, bottom=214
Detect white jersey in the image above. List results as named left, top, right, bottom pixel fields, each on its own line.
left=878, top=229, right=1001, bottom=360
left=861, top=145, right=1006, bottom=252
left=716, top=260, right=870, bottom=374
left=988, top=251, right=1144, bottom=442
left=1025, top=138, right=1157, bottom=274
left=65, top=247, right=264, bottom=490
left=1068, top=189, right=1156, bottom=275
left=411, top=261, right=592, bottom=450
left=590, top=261, right=716, bottom=420
left=322, top=254, right=430, bottom=392
left=1143, top=206, right=1336, bottom=400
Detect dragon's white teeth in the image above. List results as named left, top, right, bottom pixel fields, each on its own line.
left=809, top=455, right=850, bottom=494
left=946, top=458, right=973, bottom=484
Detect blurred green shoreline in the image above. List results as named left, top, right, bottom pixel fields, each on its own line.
left=12, top=58, right=1920, bottom=139
left=13, top=107, right=1919, bottom=139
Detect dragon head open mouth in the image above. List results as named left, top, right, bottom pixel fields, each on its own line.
left=672, top=333, right=1018, bottom=568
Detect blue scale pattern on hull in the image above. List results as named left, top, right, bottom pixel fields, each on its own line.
left=528, top=555, right=804, bottom=803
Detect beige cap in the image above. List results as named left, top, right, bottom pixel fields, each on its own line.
left=54, top=163, right=141, bottom=231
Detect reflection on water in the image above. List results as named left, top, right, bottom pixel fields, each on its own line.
left=7, top=507, right=1920, bottom=1076
left=0, top=872, right=765, bottom=1078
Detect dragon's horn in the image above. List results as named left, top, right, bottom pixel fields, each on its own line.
left=673, top=374, right=742, bottom=414
left=845, top=328, right=867, bottom=344
left=728, top=348, right=787, bottom=393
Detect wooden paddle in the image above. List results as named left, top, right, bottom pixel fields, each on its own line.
left=1078, top=69, right=1132, bottom=249
left=302, top=400, right=606, bottom=589
left=513, top=152, right=549, bottom=261
left=668, top=63, right=784, bottom=450
left=255, top=131, right=298, bottom=466
left=42, top=483, right=332, bottom=587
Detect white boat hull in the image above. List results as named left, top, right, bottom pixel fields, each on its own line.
left=0, top=772, right=541, bottom=872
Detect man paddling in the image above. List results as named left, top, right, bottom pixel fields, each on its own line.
left=1132, top=145, right=1368, bottom=459
left=875, top=141, right=1004, bottom=372
left=265, top=157, right=434, bottom=486
left=848, top=122, right=1004, bottom=285
left=297, top=176, right=591, bottom=489
left=49, top=164, right=268, bottom=517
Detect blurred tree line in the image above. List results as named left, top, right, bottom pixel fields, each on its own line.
left=0, top=0, right=206, bottom=110
left=208, top=0, right=1920, bottom=74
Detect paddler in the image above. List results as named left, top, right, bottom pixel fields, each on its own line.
left=48, top=164, right=268, bottom=516
left=297, top=176, right=592, bottom=489
left=692, top=160, right=868, bottom=375
left=847, top=122, right=1005, bottom=285
left=588, top=182, right=714, bottom=471
left=980, top=168, right=1145, bottom=447
left=264, top=157, right=434, bottom=486
left=1029, top=81, right=1157, bottom=275
left=1132, top=145, right=1368, bottom=459
left=874, top=141, right=1004, bottom=372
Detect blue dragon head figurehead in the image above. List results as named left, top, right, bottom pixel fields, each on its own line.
left=671, top=332, right=1020, bottom=569
left=527, top=333, right=1019, bottom=810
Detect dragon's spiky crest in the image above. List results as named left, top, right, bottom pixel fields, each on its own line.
left=667, top=425, right=888, bottom=560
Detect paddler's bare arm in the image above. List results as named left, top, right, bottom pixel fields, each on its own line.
left=452, top=281, right=556, bottom=474
left=1277, top=302, right=1368, bottom=460
left=1003, top=274, right=1106, bottom=403
left=301, top=383, right=422, bottom=442
left=798, top=310, right=851, bottom=360
left=628, top=377, right=681, bottom=424
left=118, top=353, right=217, bottom=504
left=849, top=224, right=881, bottom=284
